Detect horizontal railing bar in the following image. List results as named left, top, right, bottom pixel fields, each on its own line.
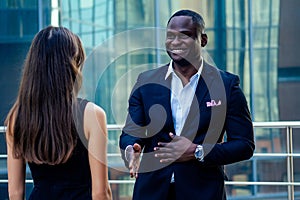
left=0, top=125, right=124, bottom=133
left=106, top=153, right=300, bottom=157
left=109, top=181, right=300, bottom=186
left=107, top=124, right=123, bottom=130
left=253, top=121, right=300, bottom=128
left=253, top=153, right=300, bottom=157
left=2, top=153, right=300, bottom=159
left=107, top=153, right=121, bottom=157
left=109, top=180, right=135, bottom=184
left=0, top=126, right=6, bottom=132
left=0, top=121, right=300, bottom=133
left=0, top=180, right=135, bottom=184
left=1, top=180, right=300, bottom=186
left=225, top=181, right=300, bottom=186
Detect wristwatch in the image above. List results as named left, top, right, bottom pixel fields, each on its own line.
left=194, top=145, right=204, bottom=162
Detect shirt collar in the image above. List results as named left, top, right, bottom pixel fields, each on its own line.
left=165, top=57, right=204, bottom=80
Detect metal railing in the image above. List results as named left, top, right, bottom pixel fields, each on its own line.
left=1, top=121, right=300, bottom=200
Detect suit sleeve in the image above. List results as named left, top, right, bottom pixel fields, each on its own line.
left=119, top=74, right=147, bottom=167
left=203, top=75, right=255, bottom=166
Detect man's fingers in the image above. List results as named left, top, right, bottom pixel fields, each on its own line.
left=169, top=132, right=176, bottom=139
left=128, top=147, right=140, bottom=179
left=130, top=169, right=138, bottom=178
left=155, top=152, right=173, bottom=158
left=129, top=162, right=139, bottom=178
left=157, top=142, right=169, bottom=147
left=154, top=147, right=173, bottom=153
left=159, top=158, right=175, bottom=163
left=133, top=143, right=141, bottom=152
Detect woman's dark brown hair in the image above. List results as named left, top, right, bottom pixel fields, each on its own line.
left=5, top=26, right=85, bottom=164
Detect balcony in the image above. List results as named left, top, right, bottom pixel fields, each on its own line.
left=1, top=121, right=300, bottom=200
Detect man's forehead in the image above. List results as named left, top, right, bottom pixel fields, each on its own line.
left=167, top=16, right=194, bottom=29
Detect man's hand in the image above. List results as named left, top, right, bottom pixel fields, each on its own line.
left=125, top=143, right=141, bottom=178
left=154, top=133, right=197, bottom=163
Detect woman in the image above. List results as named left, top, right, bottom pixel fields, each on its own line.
left=5, top=26, right=112, bottom=199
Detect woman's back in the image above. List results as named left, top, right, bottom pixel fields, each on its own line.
left=28, top=98, right=92, bottom=199
left=6, top=26, right=112, bottom=200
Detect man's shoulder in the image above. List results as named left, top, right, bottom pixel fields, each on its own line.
left=204, top=62, right=239, bottom=82
left=219, top=69, right=239, bottom=81
left=138, top=64, right=169, bottom=80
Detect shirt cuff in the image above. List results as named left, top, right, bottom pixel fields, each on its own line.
left=124, top=145, right=133, bottom=161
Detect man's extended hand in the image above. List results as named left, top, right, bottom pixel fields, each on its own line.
left=125, top=143, right=141, bottom=178
left=154, top=133, right=197, bottom=163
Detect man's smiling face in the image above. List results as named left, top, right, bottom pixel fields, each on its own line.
left=165, top=16, right=202, bottom=66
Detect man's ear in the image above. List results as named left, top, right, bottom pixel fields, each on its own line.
left=201, top=33, right=208, bottom=47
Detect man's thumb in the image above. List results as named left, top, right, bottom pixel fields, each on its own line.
left=133, top=143, right=141, bottom=152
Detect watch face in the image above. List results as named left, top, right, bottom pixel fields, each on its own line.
left=194, top=145, right=204, bottom=162
left=196, top=149, right=202, bottom=157
left=195, top=145, right=203, bottom=160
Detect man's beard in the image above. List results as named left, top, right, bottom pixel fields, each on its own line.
left=173, top=57, right=191, bottom=67
left=167, top=50, right=199, bottom=67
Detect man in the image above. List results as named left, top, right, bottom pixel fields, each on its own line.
left=119, top=9, right=255, bottom=200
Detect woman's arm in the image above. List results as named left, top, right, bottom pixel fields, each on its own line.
left=6, top=118, right=26, bottom=200
left=84, top=102, right=112, bottom=200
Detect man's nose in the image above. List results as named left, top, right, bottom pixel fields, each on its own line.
left=171, top=36, right=182, bottom=45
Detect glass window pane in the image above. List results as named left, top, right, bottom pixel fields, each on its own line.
left=293, top=129, right=300, bottom=153
left=255, top=128, right=285, bottom=153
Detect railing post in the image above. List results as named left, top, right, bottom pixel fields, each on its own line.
left=287, top=126, right=294, bottom=200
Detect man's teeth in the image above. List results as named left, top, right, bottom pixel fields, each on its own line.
left=171, top=49, right=184, bottom=53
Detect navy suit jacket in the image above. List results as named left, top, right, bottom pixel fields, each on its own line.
left=119, top=61, right=255, bottom=200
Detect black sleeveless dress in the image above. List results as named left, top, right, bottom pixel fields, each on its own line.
left=28, top=99, right=92, bottom=200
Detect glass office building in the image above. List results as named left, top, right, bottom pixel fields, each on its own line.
left=60, top=0, right=279, bottom=122
left=0, top=1, right=52, bottom=199
left=0, top=0, right=299, bottom=199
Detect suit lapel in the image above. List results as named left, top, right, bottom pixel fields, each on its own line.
left=194, top=61, right=215, bottom=106
left=158, top=65, right=174, bottom=133
left=181, top=62, right=215, bottom=140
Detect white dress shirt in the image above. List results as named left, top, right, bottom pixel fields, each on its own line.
left=165, top=58, right=203, bottom=136
left=165, top=58, right=203, bottom=182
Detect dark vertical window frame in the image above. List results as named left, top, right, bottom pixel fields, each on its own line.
left=92, top=0, right=96, bottom=47
left=57, top=0, right=62, bottom=26
left=77, top=0, right=82, bottom=36
left=238, top=0, right=246, bottom=90
left=265, top=0, right=280, bottom=172
left=231, top=0, right=237, bottom=74
left=68, top=0, right=72, bottom=30
left=214, top=0, right=226, bottom=71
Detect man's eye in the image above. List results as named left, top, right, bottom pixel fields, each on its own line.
left=178, top=34, right=189, bottom=39
left=167, top=34, right=176, bottom=39
left=167, top=33, right=191, bottom=40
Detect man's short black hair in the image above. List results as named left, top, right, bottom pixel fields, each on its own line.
left=167, top=10, right=205, bottom=34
